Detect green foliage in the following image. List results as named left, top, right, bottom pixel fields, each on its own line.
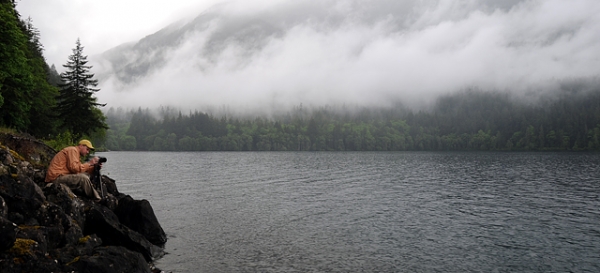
left=43, top=131, right=74, bottom=151
left=103, top=88, right=600, bottom=152
left=0, top=2, right=34, bottom=130
left=0, top=2, right=88, bottom=140
left=22, top=17, right=60, bottom=136
left=55, top=39, right=107, bottom=140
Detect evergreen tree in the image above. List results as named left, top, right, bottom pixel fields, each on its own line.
left=47, top=64, right=62, bottom=86
left=21, top=17, right=60, bottom=137
left=55, top=38, right=107, bottom=140
left=0, top=1, right=34, bottom=130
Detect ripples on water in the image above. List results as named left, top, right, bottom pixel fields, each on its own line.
left=100, top=151, right=600, bottom=273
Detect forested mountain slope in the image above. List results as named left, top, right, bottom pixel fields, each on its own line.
left=104, top=86, right=600, bottom=151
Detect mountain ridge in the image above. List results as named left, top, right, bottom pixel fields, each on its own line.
left=91, top=0, right=600, bottom=113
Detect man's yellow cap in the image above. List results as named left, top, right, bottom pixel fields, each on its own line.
left=78, top=139, right=95, bottom=150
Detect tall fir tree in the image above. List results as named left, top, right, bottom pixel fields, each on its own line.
left=0, top=1, right=34, bottom=130
left=21, top=16, right=60, bottom=137
left=55, top=38, right=107, bottom=140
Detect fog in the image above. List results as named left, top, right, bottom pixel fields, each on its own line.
left=90, top=0, right=600, bottom=114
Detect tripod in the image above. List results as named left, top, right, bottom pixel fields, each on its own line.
left=90, top=163, right=106, bottom=199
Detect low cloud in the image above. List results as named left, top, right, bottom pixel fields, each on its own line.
left=94, top=0, right=600, bottom=114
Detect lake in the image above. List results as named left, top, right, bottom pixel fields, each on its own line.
left=98, top=151, right=600, bottom=273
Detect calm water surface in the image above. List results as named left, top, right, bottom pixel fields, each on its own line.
left=99, top=151, right=600, bottom=273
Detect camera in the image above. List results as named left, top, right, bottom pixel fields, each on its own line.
left=98, top=157, right=107, bottom=163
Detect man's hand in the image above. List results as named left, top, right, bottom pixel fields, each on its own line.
left=88, top=156, right=104, bottom=169
left=89, top=156, right=99, bottom=165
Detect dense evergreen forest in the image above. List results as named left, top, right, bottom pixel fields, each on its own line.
left=0, top=0, right=59, bottom=136
left=104, top=86, right=600, bottom=151
left=0, top=1, right=106, bottom=146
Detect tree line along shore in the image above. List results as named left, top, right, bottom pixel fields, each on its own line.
left=103, top=88, right=600, bottom=152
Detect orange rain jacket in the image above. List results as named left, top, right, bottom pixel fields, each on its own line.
left=45, top=146, right=94, bottom=182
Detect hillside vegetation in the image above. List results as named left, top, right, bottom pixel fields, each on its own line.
left=0, top=1, right=106, bottom=147
left=104, top=87, right=600, bottom=151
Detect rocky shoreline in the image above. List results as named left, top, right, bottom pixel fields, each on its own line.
left=0, top=133, right=168, bottom=273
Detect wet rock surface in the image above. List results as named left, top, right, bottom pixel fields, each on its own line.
left=0, top=134, right=168, bottom=273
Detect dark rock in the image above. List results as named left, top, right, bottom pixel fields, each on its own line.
left=44, top=225, right=64, bottom=250
left=42, top=182, right=87, bottom=228
left=0, top=174, right=46, bottom=223
left=15, top=226, right=49, bottom=254
left=23, top=226, right=57, bottom=252
left=6, top=211, right=25, bottom=225
left=0, top=216, right=17, bottom=252
left=75, top=234, right=103, bottom=255
left=48, top=234, right=103, bottom=266
left=0, top=148, right=14, bottom=166
left=0, top=238, right=64, bottom=273
left=0, top=195, right=7, bottom=218
left=101, top=191, right=120, bottom=211
left=116, top=195, right=168, bottom=246
left=19, top=204, right=69, bottom=249
left=0, top=133, right=167, bottom=272
left=0, top=133, right=56, bottom=167
left=102, top=175, right=120, bottom=196
left=17, top=161, right=36, bottom=181
left=85, top=204, right=164, bottom=262
left=63, top=220, right=84, bottom=246
left=37, top=203, right=69, bottom=231
left=66, top=245, right=151, bottom=273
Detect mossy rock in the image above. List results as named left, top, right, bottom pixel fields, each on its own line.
left=0, top=133, right=56, bottom=168
left=9, top=238, right=38, bottom=256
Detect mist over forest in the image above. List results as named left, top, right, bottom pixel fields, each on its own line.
left=92, top=0, right=600, bottom=114
left=92, top=0, right=600, bottom=151
left=103, top=81, right=600, bottom=151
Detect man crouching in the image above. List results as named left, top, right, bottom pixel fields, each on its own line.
left=45, top=139, right=102, bottom=202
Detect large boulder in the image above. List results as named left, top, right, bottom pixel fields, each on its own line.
left=42, top=182, right=87, bottom=229
left=85, top=203, right=165, bottom=262
left=115, top=195, right=168, bottom=246
left=47, top=234, right=103, bottom=267
left=67, top=245, right=151, bottom=273
left=0, top=174, right=46, bottom=225
left=0, top=133, right=56, bottom=168
left=102, top=175, right=121, bottom=197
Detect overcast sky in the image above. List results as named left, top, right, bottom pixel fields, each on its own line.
left=15, top=0, right=600, bottom=113
left=16, top=0, right=223, bottom=67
